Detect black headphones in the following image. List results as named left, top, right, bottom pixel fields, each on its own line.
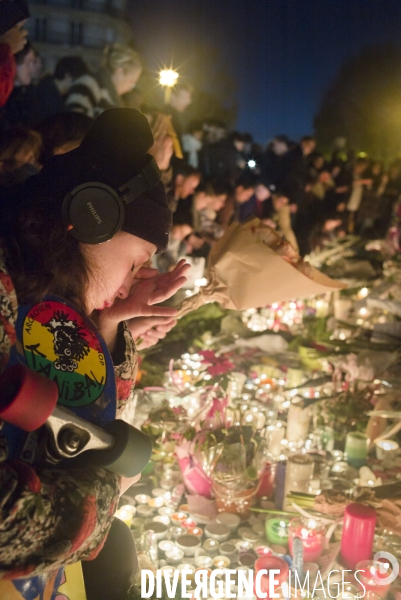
left=62, top=155, right=162, bottom=244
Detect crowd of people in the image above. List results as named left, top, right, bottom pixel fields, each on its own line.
left=1, top=3, right=401, bottom=599
left=2, top=22, right=401, bottom=271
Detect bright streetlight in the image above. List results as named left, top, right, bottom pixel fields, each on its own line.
left=159, top=69, right=178, bottom=103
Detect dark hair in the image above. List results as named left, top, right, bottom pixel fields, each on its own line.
left=236, top=172, right=257, bottom=190
left=54, top=56, right=88, bottom=80
left=175, top=163, right=201, bottom=179
left=36, top=111, right=93, bottom=162
left=1, top=191, right=91, bottom=311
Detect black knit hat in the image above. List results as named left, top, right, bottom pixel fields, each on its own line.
left=22, top=108, right=171, bottom=251
left=0, top=0, right=30, bottom=36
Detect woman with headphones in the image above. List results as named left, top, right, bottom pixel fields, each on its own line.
left=0, top=108, right=189, bottom=595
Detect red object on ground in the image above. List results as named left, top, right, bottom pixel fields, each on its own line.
left=340, top=503, right=376, bottom=569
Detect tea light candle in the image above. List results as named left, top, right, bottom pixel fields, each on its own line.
left=345, top=432, right=369, bottom=468
left=152, top=488, right=166, bottom=498
left=158, top=540, right=175, bottom=555
left=375, top=439, right=399, bottom=460
left=144, top=521, right=168, bottom=541
left=205, top=523, right=230, bottom=542
left=165, top=547, right=185, bottom=565
left=169, top=525, right=184, bottom=540
left=171, top=511, right=188, bottom=523
left=135, top=494, right=150, bottom=504
left=136, top=505, right=154, bottom=518
left=203, top=539, right=220, bottom=556
left=182, top=517, right=197, bottom=530
left=265, top=518, right=289, bottom=546
left=179, top=504, right=189, bottom=512
left=158, top=507, right=174, bottom=517
left=212, top=555, right=231, bottom=569
left=195, top=555, right=213, bottom=569
left=187, top=527, right=203, bottom=538
left=235, top=540, right=253, bottom=553
left=288, top=517, right=326, bottom=562
left=115, top=504, right=136, bottom=527
left=255, top=546, right=273, bottom=557
left=238, top=552, right=256, bottom=568
left=148, top=496, right=164, bottom=508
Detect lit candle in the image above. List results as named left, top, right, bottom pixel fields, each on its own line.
left=286, top=403, right=311, bottom=442
left=255, top=546, right=273, bottom=557
left=288, top=517, right=326, bottom=562
left=153, top=515, right=170, bottom=526
left=265, top=518, right=289, bottom=546
left=171, top=511, right=188, bottom=523
left=235, top=540, right=253, bottom=552
left=187, top=527, right=203, bottom=538
left=356, top=560, right=392, bottom=600
left=115, top=504, right=136, bottom=527
left=374, top=439, right=399, bottom=460
left=135, top=494, right=150, bottom=504
left=358, top=287, right=369, bottom=299
left=182, top=517, right=197, bottom=530
left=345, top=432, right=369, bottom=468
left=158, top=506, right=174, bottom=517
left=158, top=540, right=175, bottom=554
left=195, top=555, right=213, bottom=569
left=148, top=496, right=164, bottom=508
left=212, top=555, right=230, bottom=569
left=341, top=503, right=376, bottom=569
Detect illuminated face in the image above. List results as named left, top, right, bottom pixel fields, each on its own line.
left=81, top=232, right=156, bottom=313
left=235, top=186, right=254, bottom=203
left=177, top=174, right=201, bottom=199
left=255, top=184, right=271, bottom=202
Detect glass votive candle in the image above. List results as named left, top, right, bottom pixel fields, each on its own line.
left=135, top=494, right=150, bottom=504
left=356, top=560, right=392, bottom=600
left=203, top=539, right=220, bottom=556
left=195, top=555, right=213, bottom=569
left=212, top=555, right=231, bottom=569
left=115, top=504, right=136, bottom=527
left=169, top=525, right=184, bottom=540
left=165, top=547, right=185, bottom=565
left=265, top=518, right=289, bottom=546
left=288, top=517, right=326, bottom=562
left=345, top=432, right=369, bottom=468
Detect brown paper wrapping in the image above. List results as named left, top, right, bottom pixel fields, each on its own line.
left=177, top=218, right=345, bottom=318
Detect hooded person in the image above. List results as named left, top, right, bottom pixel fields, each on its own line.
left=0, top=108, right=189, bottom=598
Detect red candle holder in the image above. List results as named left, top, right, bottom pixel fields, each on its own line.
left=356, top=560, right=392, bottom=600
left=288, top=517, right=326, bottom=562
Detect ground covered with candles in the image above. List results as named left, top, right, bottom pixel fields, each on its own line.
left=123, top=237, right=401, bottom=600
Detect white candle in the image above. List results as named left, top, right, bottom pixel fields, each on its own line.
left=165, top=547, right=185, bottom=565
left=286, top=403, right=311, bottom=442
left=375, top=439, right=399, bottom=460
left=212, top=555, right=230, bottom=569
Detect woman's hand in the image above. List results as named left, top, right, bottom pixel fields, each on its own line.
left=97, top=260, right=190, bottom=348
left=127, top=316, right=177, bottom=350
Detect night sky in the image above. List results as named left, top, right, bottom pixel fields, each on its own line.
left=131, top=0, right=401, bottom=144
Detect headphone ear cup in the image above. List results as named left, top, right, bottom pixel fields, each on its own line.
left=62, top=182, right=125, bottom=244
